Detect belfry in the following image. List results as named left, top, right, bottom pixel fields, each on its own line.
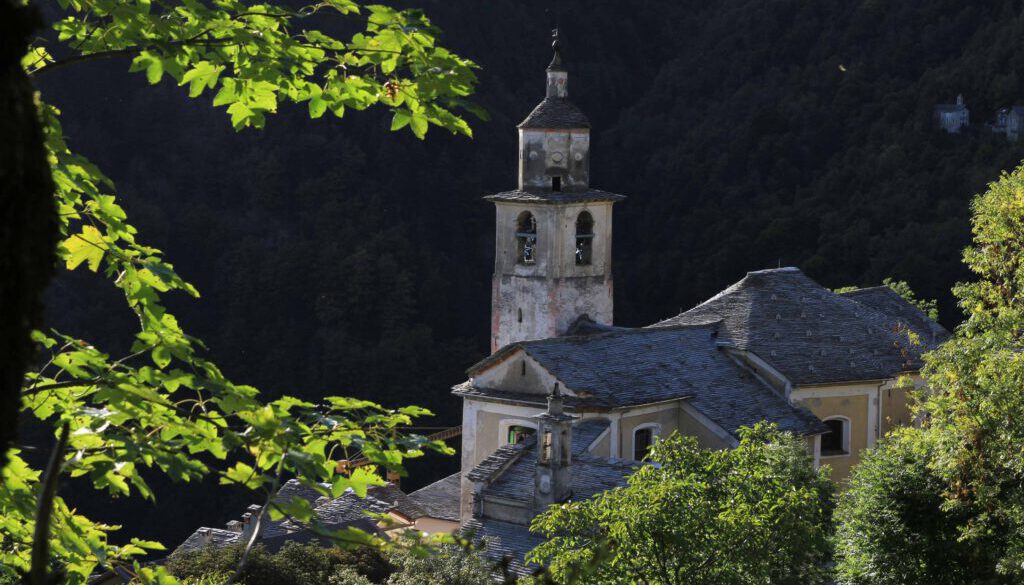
left=485, top=29, right=627, bottom=352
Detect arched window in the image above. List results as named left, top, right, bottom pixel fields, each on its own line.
left=820, top=417, right=850, bottom=456
left=632, top=423, right=661, bottom=461
left=500, top=419, right=537, bottom=446
left=575, top=211, right=594, bottom=265
left=516, top=211, right=537, bottom=265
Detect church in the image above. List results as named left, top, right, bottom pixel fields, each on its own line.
left=450, top=34, right=948, bottom=574
left=171, top=33, right=947, bottom=577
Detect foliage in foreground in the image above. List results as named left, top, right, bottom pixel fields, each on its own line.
left=166, top=541, right=390, bottom=585
left=527, top=424, right=834, bottom=585
left=3, top=1, right=479, bottom=584
left=832, top=428, right=991, bottom=585
left=833, top=162, right=1024, bottom=584
left=165, top=541, right=495, bottom=585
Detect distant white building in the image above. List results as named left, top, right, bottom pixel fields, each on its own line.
left=998, top=106, right=1024, bottom=141
left=935, top=94, right=969, bottom=133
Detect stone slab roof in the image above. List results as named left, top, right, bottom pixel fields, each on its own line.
left=172, top=527, right=240, bottom=556
left=172, top=481, right=421, bottom=557
left=652, top=267, right=945, bottom=386
left=462, top=518, right=546, bottom=577
left=407, top=472, right=461, bottom=522
left=572, top=419, right=610, bottom=454
left=467, top=419, right=634, bottom=504
left=464, top=325, right=825, bottom=437
left=483, top=188, right=626, bottom=205
left=838, top=286, right=949, bottom=344
left=483, top=451, right=637, bottom=504
left=467, top=436, right=534, bottom=483
left=518, top=97, right=590, bottom=129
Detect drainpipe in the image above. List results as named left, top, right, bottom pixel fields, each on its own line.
left=875, top=380, right=885, bottom=445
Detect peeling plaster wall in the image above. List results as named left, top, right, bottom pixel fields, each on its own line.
left=491, top=201, right=615, bottom=351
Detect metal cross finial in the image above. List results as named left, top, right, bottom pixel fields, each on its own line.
left=551, top=28, right=560, bottom=51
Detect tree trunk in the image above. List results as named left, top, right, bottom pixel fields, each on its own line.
left=0, top=0, right=58, bottom=471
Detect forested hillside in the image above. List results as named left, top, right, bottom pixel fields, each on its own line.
left=33, top=0, right=1024, bottom=545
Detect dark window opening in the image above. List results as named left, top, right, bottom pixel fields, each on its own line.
left=634, top=428, right=653, bottom=461
left=552, top=176, right=561, bottom=191
left=517, top=308, right=523, bottom=323
left=521, top=361, right=526, bottom=376
left=561, top=430, right=569, bottom=462
left=821, top=419, right=847, bottom=456
left=515, top=212, right=537, bottom=265
left=508, top=425, right=535, bottom=445
left=575, top=211, right=594, bottom=265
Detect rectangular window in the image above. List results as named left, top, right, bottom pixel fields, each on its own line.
left=821, top=419, right=848, bottom=456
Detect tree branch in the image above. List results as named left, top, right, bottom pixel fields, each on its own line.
left=226, top=460, right=284, bottom=584
left=30, top=38, right=238, bottom=78
left=28, top=422, right=71, bottom=585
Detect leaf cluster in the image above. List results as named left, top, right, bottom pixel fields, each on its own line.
left=527, top=423, right=834, bottom=585
left=4, top=1, right=478, bottom=584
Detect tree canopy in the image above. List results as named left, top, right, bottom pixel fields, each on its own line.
left=833, top=161, right=1024, bottom=584
left=3, top=2, right=479, bottom=584
left=527, top=424, right=834, bottom=585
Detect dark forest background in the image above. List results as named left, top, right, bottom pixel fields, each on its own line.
left=28, top=0, right=1024, bottom=551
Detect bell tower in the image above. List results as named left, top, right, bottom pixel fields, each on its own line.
left=486, top=30, right=626, bottom=352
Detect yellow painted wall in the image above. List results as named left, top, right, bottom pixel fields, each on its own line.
left=793, top=391, right=870, bottom=483
left=677, top=407, right=733, bottom=450
left=620, top=408, right=678, bottom=460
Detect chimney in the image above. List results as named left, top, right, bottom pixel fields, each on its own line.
left=532, top=382, right=576, bottom=513
left=386, top=469, right=401, bottom=486
left=225, top=520, right=243, bottom=533
left=240, top=504, right=263, bottom=542
left=199, top=527, right=213, bottom=546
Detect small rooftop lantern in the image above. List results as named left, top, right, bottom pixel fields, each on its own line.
left=533, top=381, right=576, bottom=512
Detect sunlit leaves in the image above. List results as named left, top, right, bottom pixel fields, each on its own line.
left=529, top=424, right=834, bottom=585
left=62, top=225, right=105, bottom=271
left=180, top=61, right=224, bottom=97
left=28, top=0, right=482, bottom=136
left=9, top=2, right=475, bottom=583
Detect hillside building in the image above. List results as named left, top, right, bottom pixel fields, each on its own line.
left=993, top=106, right=1024, bottom=141
left=935, top=94, right=970, bottom=133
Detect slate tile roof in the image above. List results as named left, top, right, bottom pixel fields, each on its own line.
left=407, top=472, right=462, bottom=522
left=463, top=421, right=634, bottom=578
left=571, top=419, right=610, bottom=454
left=173, top=527, right=240, bottom=556
left=462, top=324, right=825, bottom=437
left=462, top=518, right=546, bottom=578
left=518, top=97, right=590, bottom=129
left=467, top=436, right=535, bottom=483
left=171, top=481, right=423, bottom=557
left=483, top=188, right=626, bottom=204
left=838, top=286, right=949, bottom=344
left=467, top=419, right=635, bottom=504
left=652, top=268, right=947, bottom=386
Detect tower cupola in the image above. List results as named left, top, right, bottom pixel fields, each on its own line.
left=517, top=29, right=591, bottom=192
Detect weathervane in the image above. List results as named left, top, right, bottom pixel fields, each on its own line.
left=548, top=27, right=564, bottom=70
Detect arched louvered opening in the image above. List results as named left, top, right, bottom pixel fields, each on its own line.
left=516, top=211, right=537, bottom=265
left=575, top=211, right=594, bottom=265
